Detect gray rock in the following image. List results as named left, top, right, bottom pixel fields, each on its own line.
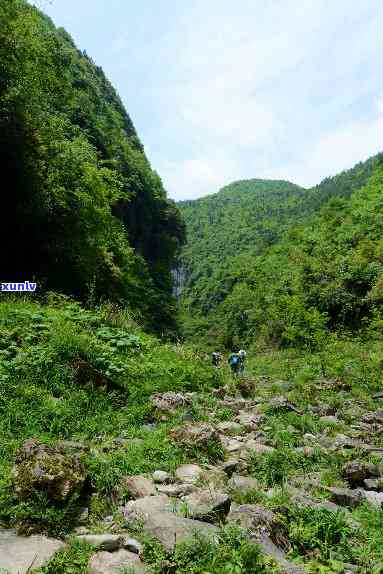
left=221, top=459, right=239, bottom=476
left=342, top=461, right=370, bottom=486
left=151, top=392, right=191, bottom=412
left=362, top=409, right=383, bottom=425
left=181, top=489, right=231, bottom=522
left=373, top=391, right=383, bottom=399
left=239, top=442, right=274, bottom=457
left=156, top=483, right=197, bottom=497
left=122, top=537, right=143, bottom=555
left=287, top=488, right=341, bottom=513
left=121, top=475, right=157, bottom=499
left=175, top=464, right=203, bottom=484
left=254, top=537, right=305, bottom=574
left=363, top=479, right=381, bottom=491
left=170, top=423, right=220, bottom=453
left=326, top=487, right=363, bottom=508
left=217, top=397, right=254, bottom=414
left=122, top=494, right=174, bottom=519
left=341, top=564, right=358, bottom=574
left=227, top=474, right=260, bottom=493
left=152, top=470, right=171, bottom=484
left=88, top=549, right=147, bottom=574
left=75, top=534, right=123, bottom=551
left=13, top=439, right=86, bottom=502
left=0, top=529, right=65, bottom=574
left=124, top=509, right=218, bottom=552
left=227, top=504, right=289, bottom=551
left=228, top=504, right=306, bottom=572
left=267, top=397, right=300, bottom=413
left=360, top=490, right=383, bottom=508
left=220, top=436, right=244, bottom=453
left=234, top=411, right=263, bottom=431
left=57, top=440, right=89, bottom=453
left=216, top=421, right=244, bottom=435
left=311, top=403, right=336, bottom=416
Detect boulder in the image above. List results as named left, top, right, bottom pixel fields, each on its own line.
left=343, top=461, right=383, bottom=486
left=267, top=397, right=300, bottom=414
left=363, top=479, right=380, bottom=491
left=88, top=549, right=147, bottom=574
left=181, top=489, right=231, bottom=522
left=0, top=529, right=65, bottom=574
left=227, top=504, right=305, bottom=571
left=326, top=487, right=363, bottom=508
left=234, top=411, right=263, bottom=431
left=13, top=439, right=86, bottom=501
left=170, top=423, right=221, bottom=454
left=342, top=461, right=370, bottom=486
left=152, top=470, right=172, bottom=484
left=151, top=392, right=191, bottom=412
left=57, top=440, right=89, bottom=453
left=255, top=537, right=305, bottom=574
left=175, top=464, right=203, bottom=484
left=217, top=397, right=254, bottom=414
left=285, top=487, right=339, bottom=513
left=156, top=483, right=197, bottom=497
left=216, top=421, right=244, bottom=435
left=120, top=475, right=157, bottom=499
left=124, top=509, right=218, bottom=552
left=122, top=495, right=173, bottom=520
left=239, top=442, right=274, bottom=458
left=360, top=490, right=383, bottom=508
left=220, top=436, right=244, bottom=454
left=227, top=474, right=260, bottom=493
left=311, top=403, right=336, bottom=416
left=75, top=534, right=123, bottom=551
left=122, top=537, right=143, bottom=555
left=227, top=504, right=290, bottom=551
left=221, top=459, right=239, bottom=476
left=361, top=409, right=383, bottom=425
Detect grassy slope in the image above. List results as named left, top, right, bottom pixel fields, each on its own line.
left=0, top=295, right=221, bottom=534
left=1, top=295, right=383, bottom=572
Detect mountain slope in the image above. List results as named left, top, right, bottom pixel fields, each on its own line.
left=178, top=154, right=383, bottom=346
left=0, top=0, right=184, bottom=333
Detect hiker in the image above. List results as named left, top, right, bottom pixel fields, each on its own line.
left=212, top=350, right=222, bottom=367
left=238, top=348, right=247, bottom=374
left=228, top=349, right=241, bottom=376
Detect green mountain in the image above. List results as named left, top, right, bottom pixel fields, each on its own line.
left=178, top=154, right=383, bottom=347
left=0, top=0, right=184, bottom=334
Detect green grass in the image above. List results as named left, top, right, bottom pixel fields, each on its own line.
left=0, top=295, right=224, bottom=535
left=2, top=296, right=383, bottom=572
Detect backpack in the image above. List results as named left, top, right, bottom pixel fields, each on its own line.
left=230, top=354, right=240, bottom=366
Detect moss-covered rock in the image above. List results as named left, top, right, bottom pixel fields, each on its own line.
left=14, top=439, right=86, bottom=502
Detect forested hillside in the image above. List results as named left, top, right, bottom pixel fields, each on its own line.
left=0, top=0, right=184, bottom=334
left=178, top=154, right=383, bottom=347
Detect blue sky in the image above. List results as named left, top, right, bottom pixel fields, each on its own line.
left=33, top=0, right=383, bottom=200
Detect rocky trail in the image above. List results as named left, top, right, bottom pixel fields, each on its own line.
left=1, top=377, right=383, bottom=574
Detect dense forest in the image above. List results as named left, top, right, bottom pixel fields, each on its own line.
left=0, top=0, right=185, bottom=334
left=178, top=153, right=383, bottom=348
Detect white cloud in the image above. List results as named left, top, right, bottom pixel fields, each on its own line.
left=267, top=113, right=383, bottom=187
left=33, top=0, right=383, bottom=200
left=150, top=0, right=383, bottom=199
